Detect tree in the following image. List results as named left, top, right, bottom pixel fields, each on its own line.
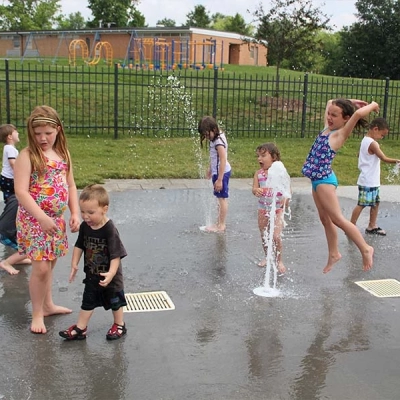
left=87, top=0, right=143, bottom=28
left=185, top=5, right=211, bottom=28
left=211, top=13, right=254, bottom=35
left=251, top=0, right=330, bottom=86
left=57, top=12, right=87, bottom=30
left=156, top=18, right=176, bottom=27
left=334, top=0, right=400, bottom=79
left=0, top=0, right=62, bottom=30
left=128, top=9, right=146, bottom=27
left=224, top=14, right=253, bottom=36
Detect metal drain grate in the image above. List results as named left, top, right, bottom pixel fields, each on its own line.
left=355, top=279, right=400, bottom=297
left=123, top=291, right=175, bottom=312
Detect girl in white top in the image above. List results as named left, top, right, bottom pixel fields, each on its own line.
left=198, top=116, right=231, bottom=233
left=0, top=124, right=19, bottom=203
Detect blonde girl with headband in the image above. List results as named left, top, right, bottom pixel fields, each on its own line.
left=14, top=106, right=80, bottom=334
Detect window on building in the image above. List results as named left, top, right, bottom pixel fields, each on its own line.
left=13, top=36, right=20, bottom=49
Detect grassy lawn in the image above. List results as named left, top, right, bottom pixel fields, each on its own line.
left=57, top=136, right=400, bottom=188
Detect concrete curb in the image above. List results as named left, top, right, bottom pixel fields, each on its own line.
left=102, top=177, right=400, bottom=203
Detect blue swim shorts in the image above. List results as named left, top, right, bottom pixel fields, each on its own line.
left=311, top=172, right=338, bottom=191
left=212, top=170, right=231, bottom=198
left=0, top=233, right=17, bottom=250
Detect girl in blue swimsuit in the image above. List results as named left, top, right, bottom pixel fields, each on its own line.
left=302, top=99, right=379, bottom=273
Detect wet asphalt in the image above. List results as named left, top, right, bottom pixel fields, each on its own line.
left=1, top=178, right=400, bottom=400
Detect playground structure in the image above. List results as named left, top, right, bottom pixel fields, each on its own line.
left=69, top=39, right=113, bottom=66
left=1, top=28, right=265, bottom=67
left=123, top=35, right=224, bottom=70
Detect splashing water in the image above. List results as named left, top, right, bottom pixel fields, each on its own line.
left=137, top=74, right=213, bottom=224
left=253, top=161, right=291, bottom=298
left=386, top=162, right=400, bottom=183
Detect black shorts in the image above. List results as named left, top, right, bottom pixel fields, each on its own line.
left=0, top=175, right=14, bottom=203
left=81, top=277, right=127, bottom=311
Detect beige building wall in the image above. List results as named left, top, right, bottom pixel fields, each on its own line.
left=0, top=28, right=268, bottom=67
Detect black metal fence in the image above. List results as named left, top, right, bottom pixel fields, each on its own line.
left=1, top=60, right=400, bottom=138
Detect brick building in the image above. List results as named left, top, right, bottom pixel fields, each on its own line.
left=0, top=27, right=268, bottom=68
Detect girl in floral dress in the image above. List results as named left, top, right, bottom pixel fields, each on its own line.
left=14, top=106, right=80, bottom=334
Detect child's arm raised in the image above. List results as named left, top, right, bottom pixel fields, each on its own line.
left=14, top=149, right=58, bottom=235
left=330, top=101, right=380, bottom=151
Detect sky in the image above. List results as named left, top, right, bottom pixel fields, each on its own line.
left=60, top=0, right=358, bottom=31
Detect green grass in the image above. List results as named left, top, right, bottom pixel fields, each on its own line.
left=53, top=136, right=400, bottom=188
left=5, top=60, right=400, bottom=188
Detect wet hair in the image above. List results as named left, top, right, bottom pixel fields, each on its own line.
left=80, top=184, right=109, bottom=207
left=332, top=99, right=369, bottom=131
left=369, top=117, right=389, bottom=130
left=198, top=116, right=221, bottom=147
left=256, top=142, right=281, bottom=161
left=0, top=124, right=16, bottom=143
left=26, top=105, right=71, bottom=173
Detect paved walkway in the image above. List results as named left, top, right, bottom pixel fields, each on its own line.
left=102, top=177, right=400, bottom=202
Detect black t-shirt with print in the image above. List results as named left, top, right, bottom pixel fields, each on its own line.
left=75, top=219, right=127, bottom=291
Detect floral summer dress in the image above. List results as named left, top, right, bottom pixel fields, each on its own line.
left=16, top=158, right=69, bottom=261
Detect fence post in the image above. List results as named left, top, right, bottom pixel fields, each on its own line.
left=212, top=68, right=218, bottom=119
left=5, top=60, right=10, bottom=124
left=301, top=73, right=308, bottom=138
left=383, top=77, right=390, bottom=119
left=114, top=63, right=119, bottom=139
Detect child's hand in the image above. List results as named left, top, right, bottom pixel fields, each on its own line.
left=69, top=215, right=81, bottom=233
left=253, top=188, right=264, bottom=197
left=369, top=101, right=380, bottom=113
left=214, top=179, right=223, bottom=192
left=69, top=266, right=78, bottom=283
left=98, top=271, right=115, bottom=287
left=352, top=100, right=368, bottom=109
left=39, top=215, right=58, bottom=236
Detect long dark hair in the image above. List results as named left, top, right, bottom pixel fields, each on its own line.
left=332, top=99, right=369, bottom=131
left=198, top=116, right=221, bottom=147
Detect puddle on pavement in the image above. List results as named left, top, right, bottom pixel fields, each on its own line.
left=1, top=190, right=400, bottom=399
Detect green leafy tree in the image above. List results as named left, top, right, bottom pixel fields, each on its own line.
left=156, top=18, right=176, bottom=27
left=87, top=0, right=143, bottom=28
left=211, top=13, right=253, bottom=35
left=57, top=12, right=87, bottom=30
left=185, top=5, right=211, bottom=28
left=334, top=0, right=400, bottom=79
left=224, top=13, right=253, bottom=36
left=252, top=0, right=330, bottom=87
left=128, top=9, right=146, bottom=27
left=0, top=0, right=62, bottom=30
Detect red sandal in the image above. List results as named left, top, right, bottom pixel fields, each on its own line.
left=59, top=324, right=87, bottom=340
left=106, top=323, right=127, bottom=340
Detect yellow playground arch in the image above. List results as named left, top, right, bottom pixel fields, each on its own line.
left=69, top=40, right=113, bottom=66
left=69, top=39, right=88, bottom=66
left=88, top=41, right=113, bottom=66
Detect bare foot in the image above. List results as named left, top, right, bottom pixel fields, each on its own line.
left=257, top=259, right=266, bottom=267
left=323, top=252, right=342, bottom=274
left=0, top=260, right=19, bottom=275
left=362, top=246, right=374, bottom=271
left=43, top=305, right=72, bottom=317
left=205, top=224, right=226, bottom=233
left=31, top=316, right=47, bottom=334
left=277, top=262, right=286, bottom=275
